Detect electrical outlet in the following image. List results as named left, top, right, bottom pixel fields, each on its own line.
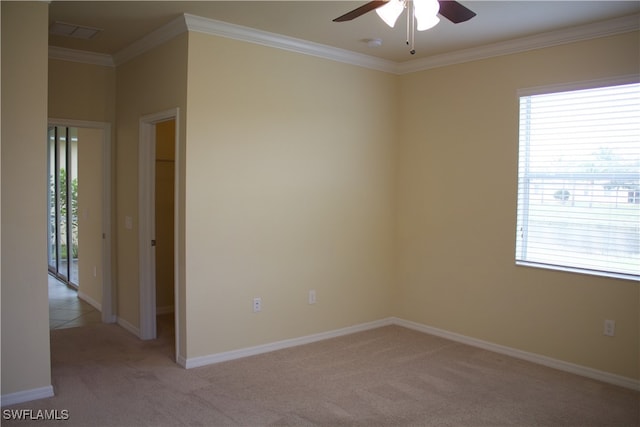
left=604, top=319, right=615, bottom=337
left=253, top=297, right=262, bottom=313
left=308, top=290, right=316, bottom=305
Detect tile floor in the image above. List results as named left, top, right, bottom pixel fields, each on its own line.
left=49, top=274, right=102, bottom=330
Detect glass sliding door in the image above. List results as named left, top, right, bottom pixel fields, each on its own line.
left=48, top=126, right=79, bottom=287
left=58, top=126, right=69, bottom=282
left=48, top=127, right=57, bottom=273
left=69, top=128, right=79, bottom=285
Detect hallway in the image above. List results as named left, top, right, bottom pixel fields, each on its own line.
left=48, top=274, right=101, bottom=329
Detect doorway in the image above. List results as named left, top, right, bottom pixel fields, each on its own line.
left=48, top=119, right=114, bottom=324
left=155, top=119, right=176, bottom=339
left=138, top=108, right=181, bottom=364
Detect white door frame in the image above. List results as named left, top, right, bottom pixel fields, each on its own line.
left=138, top=108, right=180, bottom=361
left=48, top=118, right=115, bottom=323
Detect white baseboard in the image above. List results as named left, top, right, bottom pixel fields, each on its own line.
left=156, top=305, right=174, bottom=315
left=116, top=316, right=140, bottom=338
left=176, top=354, right=188, bottom=368
left=184, top=318, right=394, bottom=369
left=77, top=291, right=102, bottom=312
left=1, top=386, right=54, bottom=407
left=102, top=313, right=117, bottom=324
left=392, top=317, right=640, bottom=391
left=183, top=316, right=638, bottom=391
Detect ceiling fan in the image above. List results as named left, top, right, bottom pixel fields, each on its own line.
left=333, top=0, right=476, bottom=54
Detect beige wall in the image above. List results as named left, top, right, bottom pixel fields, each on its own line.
left=115, top=34, right=188, bottom=335
left=184, top=32, right=398, bottom=358
left=1, top=1, right=52, bottom=396
left=396, top=31, right=640, bottom=379
left=77, top=127, right=105, bottom=308
left=48, top=59, right=115, bottom=123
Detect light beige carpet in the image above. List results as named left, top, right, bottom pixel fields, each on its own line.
left=3, top=317, right=639, bottom=426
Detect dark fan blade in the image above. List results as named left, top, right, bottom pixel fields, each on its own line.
left=333, top=1, right=389, bottom=22
left=438, top=1, right=476, bottom=23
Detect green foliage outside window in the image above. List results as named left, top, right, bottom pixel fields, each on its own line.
left=50, top=168, right=78, bottom=259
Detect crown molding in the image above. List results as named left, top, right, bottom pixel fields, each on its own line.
left=49, top=46, right=114, bottom=67
left=183, top=14, right=397, bottom=74
left=49, top=12, right=639, bottom=75
left=113, top=14, right=188, bottom=66
left=397, top=13, right=640, bottom=75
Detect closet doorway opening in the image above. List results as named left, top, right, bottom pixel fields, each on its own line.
left=139, top=108, right=181, bottom=365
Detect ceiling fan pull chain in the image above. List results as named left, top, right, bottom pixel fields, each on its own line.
left=410, top=1, right=416, bottom=54
left=405, top=0, right=410, bottom=47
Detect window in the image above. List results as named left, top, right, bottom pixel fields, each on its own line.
left=516, top=81, right=640, bottom=280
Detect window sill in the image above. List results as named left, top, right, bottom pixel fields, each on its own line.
left=515, top=261, right=639, bottom=282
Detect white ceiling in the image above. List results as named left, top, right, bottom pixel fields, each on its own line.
left=48, top=1, right=640, bottom=63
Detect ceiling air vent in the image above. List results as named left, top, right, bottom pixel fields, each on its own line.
left=49, top=21, right=103, bottom=40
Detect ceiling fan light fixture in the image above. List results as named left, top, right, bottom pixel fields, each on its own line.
left=375, top=0, right=404, bottom=28
left=415, top=14, right=440, bottom=31
left=414, top=0, right=441, bottom=31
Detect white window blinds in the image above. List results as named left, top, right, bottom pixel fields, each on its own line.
left=516, top=82, right=640, bottom=280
